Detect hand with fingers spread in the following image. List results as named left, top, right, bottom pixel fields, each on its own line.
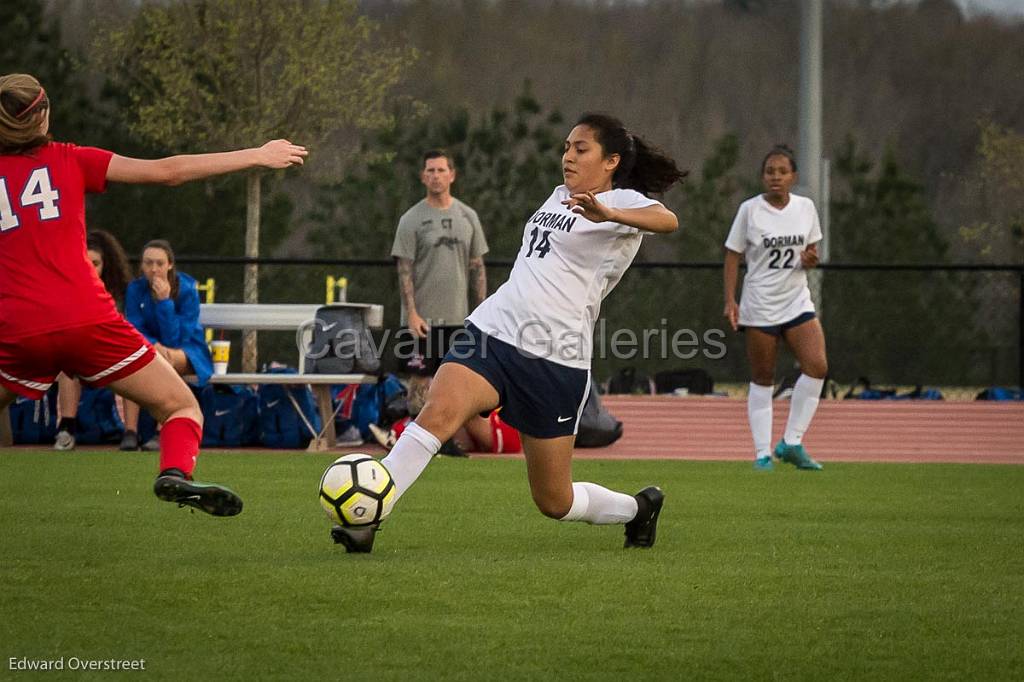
left=257, top=139, right=308, bottom=169
left=562, top=191, right=616, bottom=223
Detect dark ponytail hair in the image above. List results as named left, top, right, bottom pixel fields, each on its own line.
left=140, top=239, right=180, bottom=300
left=761, top=144, right=798, bottom=174
left=574, top=113, right=687, bottom=195
left=87, top=229, right=132, bottom=305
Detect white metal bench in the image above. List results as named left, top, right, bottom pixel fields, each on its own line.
left=201, top=302, right=385, bottom=451
left=199, top=302, right=383, bottom=332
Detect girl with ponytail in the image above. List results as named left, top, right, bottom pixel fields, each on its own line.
left=0, top=72, right=307, bottom=516
left=334, top=113, right=686, bottom=554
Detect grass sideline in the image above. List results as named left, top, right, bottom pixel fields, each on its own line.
left=2, top=452, right=1022, bottom=680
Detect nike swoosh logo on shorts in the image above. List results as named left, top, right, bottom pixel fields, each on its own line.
left=266, top=399, right=281, bottom=408
left=214, top=409, right=231, bottom=417
left=557, top=416, right=572, bottom=423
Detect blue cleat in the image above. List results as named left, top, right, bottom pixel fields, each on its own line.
left=753, top=455, right=774, bottom=471
left=773, top=440, right=823, bottom=470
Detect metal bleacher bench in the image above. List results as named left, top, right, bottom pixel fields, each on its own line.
left=200, top=303, right=384, bottom=451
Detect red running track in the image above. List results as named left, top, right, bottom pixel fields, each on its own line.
left=573, top=396, right=1024, bottom=464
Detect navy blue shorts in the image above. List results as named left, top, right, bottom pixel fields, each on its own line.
left=741, top=311, right=816, bottom=337
left=441, top=324, right=590, bottom=439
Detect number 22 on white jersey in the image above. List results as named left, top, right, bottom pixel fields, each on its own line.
left=0, top=168, right=62, bottom=231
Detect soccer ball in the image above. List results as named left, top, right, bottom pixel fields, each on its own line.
left=319, top=454, right=396, bottom=527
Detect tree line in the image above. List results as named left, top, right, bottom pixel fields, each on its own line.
left=3, top=0, right=1021, bottom=384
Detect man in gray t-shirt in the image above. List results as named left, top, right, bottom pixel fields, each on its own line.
left=388, top=149, right=490, bottom=454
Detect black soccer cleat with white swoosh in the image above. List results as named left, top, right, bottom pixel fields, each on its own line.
left=623, top=486, right=664, bottom=548
left=331, top=524, right=378, bottom=553
left=153, top=468, right=243, bottom=517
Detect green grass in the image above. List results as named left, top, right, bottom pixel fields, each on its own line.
left=1, top=452, right=1022, bottom=680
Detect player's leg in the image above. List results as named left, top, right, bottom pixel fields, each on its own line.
left=55, top=373, right=81, bottom=450
left=0, top=384, right=16, bottom=411
left=120, top=399, right=141, bottom=451
left=746, top=327, right=779, bottom=469
left=154, top=344, right=192, bottom=375
left=106, top=354, right=242, bottom=515
left=462, top=414, right=495, bottom=452
left=382, top=362, right=499, bottom=503
left=133, top=345, right=192, bottom=452
left=776, top=316, right=827, bottom=470
left=522, top=434, right=664, bottom=548
left=333, top=362, right=498, bottom=553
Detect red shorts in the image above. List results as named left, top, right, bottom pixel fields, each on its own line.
left=0, top=319, right=156, bottom=399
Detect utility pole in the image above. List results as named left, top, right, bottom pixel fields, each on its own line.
left=798, top=0, right=828, bottom=308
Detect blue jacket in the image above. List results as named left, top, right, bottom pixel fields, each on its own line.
left=125, top=272, right=213, bottom=385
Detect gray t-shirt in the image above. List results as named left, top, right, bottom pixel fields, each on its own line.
left=391, top=197, right=489, bottom=326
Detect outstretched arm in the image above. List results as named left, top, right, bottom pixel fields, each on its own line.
left=562, top=192, right=678, bottom=234
left=106, top=139, right=307, bottom=186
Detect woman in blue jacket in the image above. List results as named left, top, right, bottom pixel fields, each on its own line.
left=121, top=239, right=212, bottom=450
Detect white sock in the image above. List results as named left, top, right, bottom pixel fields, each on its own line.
left=559, top=482, right=639, bottom=525
left=380, top=422, right=441, bottom=503
left=748, top=382, right=773, bottom=459
left=784, top=374, right=824, bottom=445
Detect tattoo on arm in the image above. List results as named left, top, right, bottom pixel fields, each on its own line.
left=397, top=258, right=417, bottom=316
left=469, top=257, right=487, bottom=305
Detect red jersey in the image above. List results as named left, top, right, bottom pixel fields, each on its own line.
left=0, top=142, right=120, bottom=339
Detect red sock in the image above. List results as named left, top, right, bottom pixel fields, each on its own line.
left=160, top=417, right=201, bottom=477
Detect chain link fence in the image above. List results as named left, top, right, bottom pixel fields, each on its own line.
left=175, top=257, right=1024, bottom=390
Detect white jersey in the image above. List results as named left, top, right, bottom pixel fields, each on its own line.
left=724, top=193, right=822, bottom=326
left=468, top=185, right=661, bottom=369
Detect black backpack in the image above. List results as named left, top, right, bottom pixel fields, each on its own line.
left=304, top=305, right=380, bottom=374
left=653, top=368, right=714, bottom=395
left=606, top=367, right=654, bottom=395
left=575, top=384, right=623, bottom=448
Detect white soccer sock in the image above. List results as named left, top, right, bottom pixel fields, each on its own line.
left=783, top=374, right=824, bottom=445
left=380, top=421, right=441, bottom=504
left=748, top=382, right=774, bottom=459
left=559, top=482, right=639, bottom=525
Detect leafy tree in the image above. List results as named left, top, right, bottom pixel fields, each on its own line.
left=308, top=82, right=564, bottom=264
left=831, top=137, right=947, bottom=263
left=94, top=0, right=416, bottom=369
left=0, top=0, right=95, bottom=143
left=674, top=133, right=743, bottom=261
left=959, top=121, right=1024, bottom=263
left=824, top=138, right=984, bottom=383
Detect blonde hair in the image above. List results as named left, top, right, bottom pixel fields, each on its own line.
left=0, top=73, right=50, bottom=154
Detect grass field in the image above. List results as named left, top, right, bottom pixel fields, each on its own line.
left=2, top=451, right=1023, bottom=680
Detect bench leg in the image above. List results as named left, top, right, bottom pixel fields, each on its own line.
left=307, top=385, right=338, bottom=452
left=0, top=405, right=12, bottom=447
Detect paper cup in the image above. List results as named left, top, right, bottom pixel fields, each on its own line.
left=210, top=340, right=230, bottom=375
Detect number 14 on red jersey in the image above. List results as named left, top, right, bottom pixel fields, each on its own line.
left=0, top=167, right=61, bottom=231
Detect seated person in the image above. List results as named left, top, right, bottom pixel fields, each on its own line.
left=121, top=239, right=212, bottom=451
left=54, top=229, right=132, bottom=451
left=371, top=408, right=520, bottom=454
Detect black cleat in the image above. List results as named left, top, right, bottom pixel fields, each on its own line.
left=153, top=468, right=243, bottom=517
left=331, top=524, right=378, bottom=553
left=623, top=486, right=664, bottom=549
